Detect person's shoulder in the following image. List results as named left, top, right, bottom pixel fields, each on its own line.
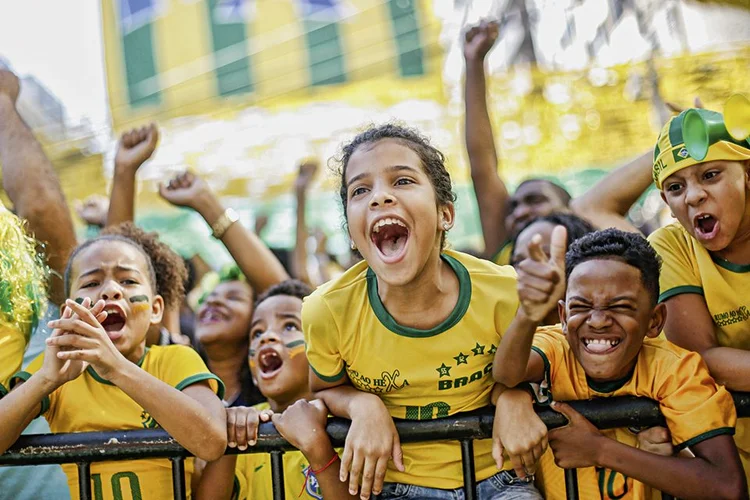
left=146, top=344, right=199, bottom=360
left=641, top=336, right=696, bottom=361
left=445, top=249, right=517, bottom=281
left=647, top=222, right=691, bottom=248
left=309, top=259, right=369, bottom=299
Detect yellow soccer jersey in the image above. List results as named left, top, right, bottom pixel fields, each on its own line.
left=492, top=241, right=512, bottom=266
left=0, top=324, right=27, bottom=397
left=233, top=402, right=332, bottom=500
left=14, top=345, right=224, bottom=500
left=303, top=250, right=519, bottom=489
left=529, top=327, right=736, bottom=500
left=649, top=222, right=750, bottom=476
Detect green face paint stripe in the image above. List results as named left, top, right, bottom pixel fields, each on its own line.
left=74, top=297, right=85, bottom=305
left=285, top=340, right=306, bottom=349
left=248, top=349, right=256, bottom=356
left=129, top=295, right=149, bottom=303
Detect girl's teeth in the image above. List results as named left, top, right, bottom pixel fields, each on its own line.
left=373, top=218, right=406, bottom=233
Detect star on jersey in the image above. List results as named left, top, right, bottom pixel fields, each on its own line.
left=436, top=363, right=452, bottom=377
left=454, top=352, right=469, bottom=365
left=471, top=343, right=485, bottom=356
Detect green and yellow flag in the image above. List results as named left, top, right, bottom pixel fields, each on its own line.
left=101, top=0, right=445, bottom=129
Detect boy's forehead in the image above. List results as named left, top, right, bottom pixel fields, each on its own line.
left=567, top=259, right=644, bottom=299
left=253, top=295, right=303, bottom=319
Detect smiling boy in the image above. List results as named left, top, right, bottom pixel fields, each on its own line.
left=492, top=228, right=746, bottom=499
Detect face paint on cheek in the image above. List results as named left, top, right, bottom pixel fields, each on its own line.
left=285, top=339, right=306, bottom=359
left=74, top=297, right=84, bottom=305
left=129, top=295, right=151, bottom=312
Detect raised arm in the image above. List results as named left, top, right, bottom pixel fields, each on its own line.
left=0, top=70, right=76, bottom=305
left=159, top=172, right=289, bottom=294
left=662, top=293, right=750, bottom=390
left=107, top=124, right=159, bottom=227
left=493, top=227, right=567, bottom=386
left=463, top=21, right=510, bottom=258
left=570, top=150, right=653, bottom=232
left=291, top=159, right=319, bottom=286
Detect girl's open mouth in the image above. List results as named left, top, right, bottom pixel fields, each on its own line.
left=102, top=310, right=126, bottom=339
left=371, top=217, right=409, bottom=264
left=694, top=214, right=720, bottom=241
left=257, top=347, right=284, bottom=380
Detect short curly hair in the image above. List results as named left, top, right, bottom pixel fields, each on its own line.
left=64, top=223, right=187, bottom=309
left=565, top=228, right=661, bottom=305
left=254, top=279, right=313, bottom=309
left=334, top=123, right=457, bottom=248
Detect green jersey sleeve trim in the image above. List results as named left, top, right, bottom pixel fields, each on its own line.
left=658, top=285, right=704, bottom=303
left=674, top=427, right=735, bottom=451
left=12, top=371, right=49, bottom=416
left=0, top=382, right=7, bottom=399
left=528, top=346, right=552, bottom=405
left=309, top=362, right=347, bottom=383
left=175, top=373, right=226, bottom=401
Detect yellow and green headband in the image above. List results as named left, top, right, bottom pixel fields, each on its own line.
left=653, top=108, right=750, bottom=189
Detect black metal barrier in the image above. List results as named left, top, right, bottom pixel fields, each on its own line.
left=2, top=393, right=749, bottom=500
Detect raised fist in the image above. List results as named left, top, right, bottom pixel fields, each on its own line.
left=463, top=20, right=499, bottom=62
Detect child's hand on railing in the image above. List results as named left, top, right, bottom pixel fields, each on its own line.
left=636, top=426, right=674, bottom=456
left=493, top=388, right=547, bottom=479
left=226, top=406, right=273, bottom=450
left=272, top=399, right=328, bottom=456
left=340, top=394, right=404, bottom=500
left=548, top=401, right=606, bottom=469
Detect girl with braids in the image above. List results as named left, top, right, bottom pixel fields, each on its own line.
left=303, top=124, right=542, bottom=500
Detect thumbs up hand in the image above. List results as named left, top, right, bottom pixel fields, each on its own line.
left=516, top=226, right=568, bottom=323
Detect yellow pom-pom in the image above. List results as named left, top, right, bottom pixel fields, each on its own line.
left=0, top=206, right=48, bottom=339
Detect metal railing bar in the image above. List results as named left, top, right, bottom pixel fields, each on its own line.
left=77, top=461, right=92, bottom=500
left=171, top=456, right=186, bottom=500
left=1, top=395, right=680, bottom=465
left=271, top=450, right=286, bottom=500
left=459, top=439, right=477, bottom=500
left=564, top=469, right=579, bottom=500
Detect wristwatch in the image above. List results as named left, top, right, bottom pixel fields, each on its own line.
left=211, top=208, right=239, bottom=239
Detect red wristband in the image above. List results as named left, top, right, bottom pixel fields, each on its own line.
left=299, top=454, right=339, bottom=497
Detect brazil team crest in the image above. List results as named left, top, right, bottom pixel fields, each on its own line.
left=301, top=466, right=323, bottom=499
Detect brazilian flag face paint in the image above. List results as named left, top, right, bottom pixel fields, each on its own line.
left=129, top=295, right=150, bottom=313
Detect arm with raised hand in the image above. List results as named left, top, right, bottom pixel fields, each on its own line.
left=0, top=70, right=76, bottom=305
left=569, top=151, right=653, bottom=232
left=107, top=124, right=159, bottom=227
left=291, top=160, right=319, bottom=286
left=493, top=226, right=567, bottom=386
left=463, top=21, right=510, bottom=258
left=159, top=172, right=289, bottom=294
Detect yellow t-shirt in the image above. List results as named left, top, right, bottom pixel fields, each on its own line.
left=530, top=327, right=736, bottom=500
left=233, top=402, right=332, bottom=500
left=0, top=324, right=28, bottom=396
left=492, top=241, right=512, bottom=266
left=648, top=222, right=750, bottom=477
left=303, top=250, right=518, bottom=489
left=14, top=345, right=224, bottom=500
